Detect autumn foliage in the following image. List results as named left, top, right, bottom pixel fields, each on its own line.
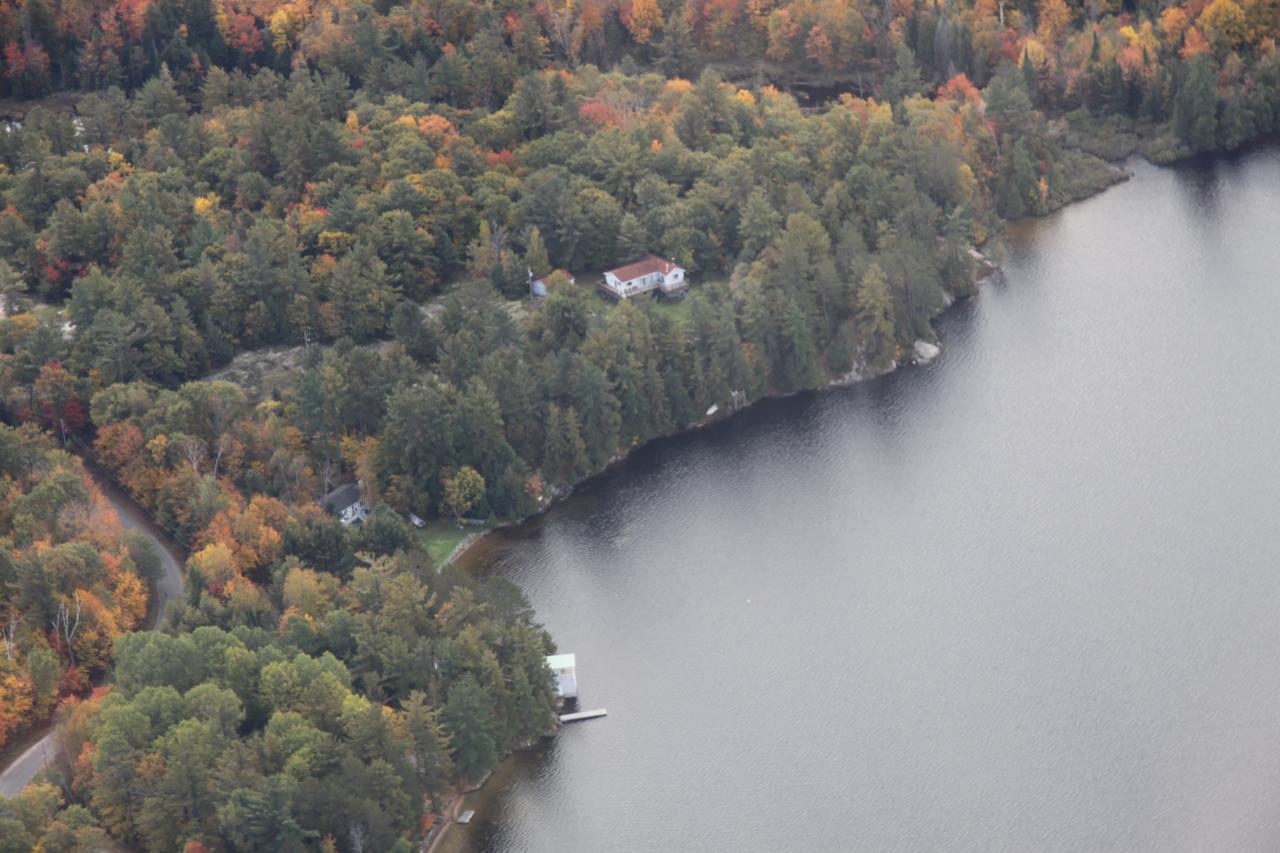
left=0, top=424, right=148, bottom=751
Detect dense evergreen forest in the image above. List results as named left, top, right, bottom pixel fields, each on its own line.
left=0, top=0, right=1278, bottom=847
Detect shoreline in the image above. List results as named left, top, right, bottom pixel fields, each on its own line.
left=421, top=763, right=516, bottom=853
left=419, top=143, right=1280, bottom=853
left=0, top=132, right=1241, bottom=816
left=422, top=787, right=471, bottom=853
left=425, top=236, right=1040, bottom=853
left=474, top=137, right=1176, bottom=547
left=445, top=239, right=1019, bottom=572
left=446, top=145, right=1155, bottom=572
left=424, top=145, right=1151, bottom=850
left=419, top=741, right=553, bottom=853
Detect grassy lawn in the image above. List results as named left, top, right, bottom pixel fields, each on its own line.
left=419, top=520, right=471, bottom=566
left=592, top=277, right=729, bottom=326
left=647, top=294, right=694, bottom=324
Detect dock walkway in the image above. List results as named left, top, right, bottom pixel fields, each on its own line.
left=559, top=708, right=607, bottom=723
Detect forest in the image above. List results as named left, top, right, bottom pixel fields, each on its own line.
left=0, top=423, right=153, bottom=751
left=0, top=0, right=1277, bottom=847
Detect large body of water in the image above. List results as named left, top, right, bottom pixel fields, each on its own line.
left=451, top=148, right=1280, bottom=852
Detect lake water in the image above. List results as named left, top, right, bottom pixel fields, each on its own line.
left=452, top=148, right=1280, bottom=853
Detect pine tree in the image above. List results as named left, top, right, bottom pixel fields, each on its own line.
left=1104, top=60, right=1129, bottom=115
left=491, top=249, right=528, bottom=300
left=884, top=43, right=926, bottom=104
left=0, top=260, right=28, bottom=317
left=855, top=262, right=897, bottom=371
left=618, top=213, right=650, bottom=262
left=403, top=692, right=454, bottom=810
left=542, top=405, right=589, bottom=485
left=779, top=298, right=821, bottom=392
left=513, top=72, right=550, bottom=139
left=442, top=675, right=499, bottom=783
left=658, top=10, right=697, bottom=79
left=467, top=221, right=497, bottom=281
left=738, top=189, right=781, bottom=259
left=572, top=361, right=622, bottom=468
left=524, top=227, right=550, bottom=280
left=1141, top=66, right=1168, bottom=121
left=1173, top=55, right=1219, bottom=152
left=330, top=242, right=394, bottom=341
left=1021, top=53, right=1040, bottom=105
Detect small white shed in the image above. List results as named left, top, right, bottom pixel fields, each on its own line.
left=545, top=653, right=578, bottom=699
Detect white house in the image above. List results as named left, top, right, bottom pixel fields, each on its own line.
left=601, top=255, right=686, bottom=299
left=321, top=482, right=369, bottom=526
left=545, top=653, right=578, bottom=699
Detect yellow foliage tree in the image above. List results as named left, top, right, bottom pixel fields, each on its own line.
left=283, top=567, right=336, bottom=619
left=1199, top=0, right=1247, bottom=49
left=625, top=0, right=664, bottom=43
left=1162, top=7, right=1187, bottom=47
left=1037, top=0, right=1073, bottom=49
left=71, top=592, right=119, bottom=675
left=340, top=434, right=381, bottom=506
left=113, top=571, right=148, bottom=632
left=189, top=543, right=240, bottom=596
left=0, top=668, right=34, bottom=747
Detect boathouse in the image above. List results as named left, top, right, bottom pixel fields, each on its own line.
left=545, top=653, right=578, bottom=699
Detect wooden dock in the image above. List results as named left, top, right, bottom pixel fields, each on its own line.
left=559, top=708, right=607, bottom=723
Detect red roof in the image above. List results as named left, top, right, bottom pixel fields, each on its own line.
left=533, top=269, right=575, bottom=285
left=605, top=255, right=680, bottom=282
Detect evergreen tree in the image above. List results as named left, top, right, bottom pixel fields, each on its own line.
left=403, top=691, right=454, bottom=810
left=0, top=260, right=28, bottom=316
left=778, top=298, right=820, bottom=392
left=617, top=213, right=650, bottom=261
left=525, top=227, right=551, bottom=280
left=375, top=211, right=438, bottom=301
left=514, top=72, right=551, bottom=139
left=1104, top=60, right=1129, bottom=115
left=884, top=43, right=926, bottom=104
left=1174, top=55, right=1220, bottom=152
left=657, top=9, right=698, bottom=79
left=1021, top=53, right=1040, bottom=105
left=738, top=189, right=781, bottom=260
left=491, top=248, right=529, bottom=300
left=855, top=262, right=897, bottom=371
left=542, top=404, right=589, bottom=485
left=571, top=360, right=622, bottom=468
left=442, top=675, right=499, bottom=783
left=329, top=242, right=395, bottom=341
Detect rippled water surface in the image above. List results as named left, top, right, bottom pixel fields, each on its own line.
left=451, top=149, right=1280, bottom=853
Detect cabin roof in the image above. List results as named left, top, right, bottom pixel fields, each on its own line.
left=532, top=270, right=575, bottom=297
left=605, top=255, right=680, bottom=282
left=545, top=653, right=576, bottom=670
left=533, top=269, right=574, bottom=285
left=321, top=482, right=362, bottom=513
